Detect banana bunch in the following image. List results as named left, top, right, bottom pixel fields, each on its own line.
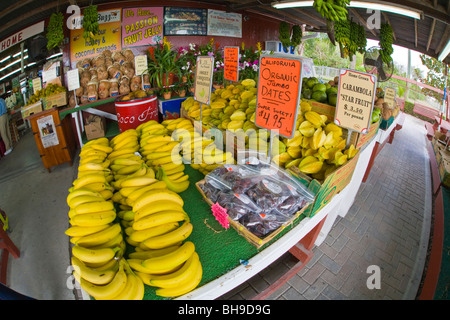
left=274, top=100, right=358, bottom=180
left=379, top=23, right=394, bottom=64
left=182, top=97, right=202, bottom=120
left=313, top=0, right=349, bottom=22
left=131, top=241, right=203, bottom=298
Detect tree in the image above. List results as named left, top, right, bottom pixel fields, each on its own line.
left=419, top=54, right=449, bottom=101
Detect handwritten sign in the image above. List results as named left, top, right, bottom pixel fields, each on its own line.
left=32, top=78, right=42, bottom=95
left=224, top=46, right=239, bottom=82
left=194, top=56, right=214, bottom=105
left=134, top=55, right=148, bottom=76
left=334, top=69, right=377, bottom=134
left=255, top=54, right=303, bottom=139
left=383, top=87, right=396, bottom=109
left=122, top=7, right=163, bottom=47
left=66, top=69, right=80, bottom=92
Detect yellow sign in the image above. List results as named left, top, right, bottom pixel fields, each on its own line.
left=334, top=69, right=377, bottom=134
left=70, top=9, right=122, bottom=65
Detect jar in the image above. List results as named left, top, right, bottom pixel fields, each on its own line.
left=142, top=74, right=151, bottom=92
left=80, top=88, right=89, bottom=105
left=89, top=68, right=98, bottom=79
left=123, top=64, right=135, bottom=79
left=98, top=80, right=111, bottom=99
left=80, top=69, right=91, bottom=88
left=81, top=58, right=91, bottom=69
left=123, top=49, right=135, bottom=63
left=105, top=57, right=113, bottom=68
left=119, top=81, right=130, bottom=95
left=87, top=81, right=98, bottom=102
left=112, top=51, right=125, bottom=65
left=102, top=49, right=112, bottom=59
left=109, top=79, right=119, bottom=97
left=92, top=55, right=105, bottom=68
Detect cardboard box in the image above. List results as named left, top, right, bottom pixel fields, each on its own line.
left=21, top=102, right=43, bottom=118
left=84, top=115, right=106, bottom=141
left=158, top=97, right=187, bottom=120
left=42, top=92, right=68, bottom=110
left=348, top=119, right=380, bottom=150
left=287, top=150, right=360, bottom=217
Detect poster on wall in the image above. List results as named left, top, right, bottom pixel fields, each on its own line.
left=122, top=7, right=164, bottom=48
left=37, top=114, right=59, bottom=148
left=207, top=9, right=242, bottom=38
left=70, top=9, right=122, bottom=65
left=163, top=7, right=207, bottom=35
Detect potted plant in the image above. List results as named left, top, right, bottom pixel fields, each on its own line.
left=161, top=86, right=172, bottom=100
left=147, top=37, right=182, bottom=93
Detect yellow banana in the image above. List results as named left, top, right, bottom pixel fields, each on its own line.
left=65, top=224, right=111, bottom=238
left=150, top=252, right=200, bottom=288
left=72, top=245, right=120, bottom=265
left=132, top=189, right=184, bottom=213
left=80, top=261, right=128, bottom=300
left=89, top=144, right=113, bottom=154
left=99, top=189, right=113, bottom=200
left=110, top=129, right=138, bottom=146
left=67, top=194, right=104, bottom=209
left=78, top=162, right=107, bottom=172
left=112, top=136, right=139, bottom=151
left=165, top=171, right=185, bottom=181
left=155, top=260, right=202, bottom=297
left=116, top=164, right=142, bottom=175
left=107, top=147, right=140, bottom=160
left=79, top=149, right=108, bottom=159
left=74, top=201, right=115, bottom=215
left=125, top=181, right=168, bottom=207
left=120, top=176, right=158, bottom=188
left=71, top=256, right=119, bottom=285
left=134, top=200, right=184, bottom=222
left=163, top=164, right=185, bottom=176
left=111, top=264, right=144, bottom=300
left=73, top=173, right=107, bottom=189
left=75, top=223, right=122, bottom=247
left=111, top=158, right=142, bottom=166
left=84, top=137, right=110, bottom=147
left=150, top=154, right=183, bottom=166
left=142, top=241, right=195, bottom=273
left=128, top=244, right=180, bottom=260
left=89, top=233, right=123, bottom=250
left=70, top=210, right=116, bottom=227
left=81, top=182, right=112, bottom=193
left=169, top=174, right=189, bottom=183
left=144, top=152, right=173, bottom=161
left=67, top=188, right=102, bottom=204
left=132, top=211, right=187, bottom=231
left=128, top=259, right=181, bottom=275
left=141, top=222, right=193, bottom=250
left=157, top=167, right=190, bottom=193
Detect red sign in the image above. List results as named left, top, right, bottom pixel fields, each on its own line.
left=255, top=54, right=303, bottom=139
left=224, top=46, right=239, bottom=82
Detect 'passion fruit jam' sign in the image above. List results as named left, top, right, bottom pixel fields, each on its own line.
left=255, top=54, right=303, bottom=139
left=334, top=69, right=377, bottom=135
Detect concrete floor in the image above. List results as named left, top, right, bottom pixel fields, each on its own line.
left=0, top=113, right=434, bottom=300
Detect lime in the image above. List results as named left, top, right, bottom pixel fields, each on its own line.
left=326, top=87, right=338, bottom=95
left=313, top=83, right=327, bottom=92
left=306, top=78, right=318, bottom=89
left=312, top=91, right=327, bottom=103
left=328, top=93, right=337, bottom=106
left=302, top=89, right=312, bottom=99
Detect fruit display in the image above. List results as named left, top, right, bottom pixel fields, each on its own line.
left=118, top=89, right=154, bottom=102
left=301, top=76, right=339, bottom=107
left=372, top=87, right=400, bottom=122
left=379, top=23, right=394, bottom=65
left=334, top=18, right=367, bottom=59
left=199, top=161, right=314, bottom=238
left=313, top=0, right=349, bottom=22
left=82, top=5, right=99, bottom=46
left=26, top=83, right=67, bottom=106
left=46, top=11, right=64, bottom=50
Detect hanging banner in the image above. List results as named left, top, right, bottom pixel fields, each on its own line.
left=122, top=7, right=163, bottom=47
left=255, top=54, right=303, bottom=139
left=334, top=69, right=377, bottom=134
left=70, top=9, right=122, bottom=64
left=207, top=9, right=242, bottom=38
left=0, top=20, right=45, bottom=53
left=224, top=46, right=239, bottom=82
left=194, top=56, right=214, bottom=105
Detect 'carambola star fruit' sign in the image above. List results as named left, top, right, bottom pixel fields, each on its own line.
left=334, top=69, right=377, bottom=134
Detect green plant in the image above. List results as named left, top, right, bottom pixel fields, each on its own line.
left=379, top=23, right=394, bottom=64
left=146, top=37, right=181, bottom=89
left=82, top=5, right=99, bottom=45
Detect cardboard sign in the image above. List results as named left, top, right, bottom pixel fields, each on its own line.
left=32, top=78, right=42, bottom=95
left=255, top=54, right=303, bottom=139
left=194, top=56, right=214, bottom=105
left=66, top=69, right=80, bottom=92
left=134, top=55, right=148, bottom=76
left=334, top=69, right=377, bottom=134
left=384, top=87, right=396, bottom=109
left=224, top=46, right=239, bottom=82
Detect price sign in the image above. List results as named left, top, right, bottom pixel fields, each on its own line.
left=383, top=87, right=396, bottom=109
left=66, top=69, right=80, bottom=92
left=224, top=46, right=239, bottom=82
left=255, top=54, right=303, bottom=139
left=134, top=55, right=148, bottom=76
left=32, top=77, right=42, bottom=95
left=334, top=69, right=377, bottom=134
left=194, top=56, right=214, bottom=105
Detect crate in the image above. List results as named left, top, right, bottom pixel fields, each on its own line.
left=42, top=92, right=68, bottom=109
left=195, top=180, right=310, bottom=248
left=21, top=102, right=43, bottom=118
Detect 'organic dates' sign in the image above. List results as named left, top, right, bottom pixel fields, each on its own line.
left=255, top=54, right=303, bottom=139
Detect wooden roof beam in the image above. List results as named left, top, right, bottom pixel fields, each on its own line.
left=426, top=18, right=436, bottom=52
left=381, top=12, right=396, bottom=41
left=259, top=6, right=321, bottom=29
left=348, top=7, right=377, bottom=37
left=414, top=19, right=418, bottom=48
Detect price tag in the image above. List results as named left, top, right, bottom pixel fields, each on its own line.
left=255, top=54, right=303, bottom=139
left=66, top=69, right=80, bottom=92
left=211, top=203, right=229, bottom=229
left=224, top=46, right=239, bottom=82
left=32, top=77, right=42, bottom=94
left=134, top=55, right=148, bottom=76
left=383, top=87, right=396, bottom=109
left=334, top=69, right=377, bottom=135
left=194, top=56, right=214, bottom=105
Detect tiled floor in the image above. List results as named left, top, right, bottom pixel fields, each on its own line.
left=0, top=113, right=433, bottom=300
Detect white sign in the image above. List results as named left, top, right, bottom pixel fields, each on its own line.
left=37, top=114, right=59, bottom=148
left=32, top=78, right=42, bottom=94
left=67, top=69, right=80, bottom=91
left=207, top=9, right=242, bottom=38
left=0, top=20, right=45, bottom=53
left=69, top=9, right=121, bottom=30
left=134, top=55, right=148, bottom=76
